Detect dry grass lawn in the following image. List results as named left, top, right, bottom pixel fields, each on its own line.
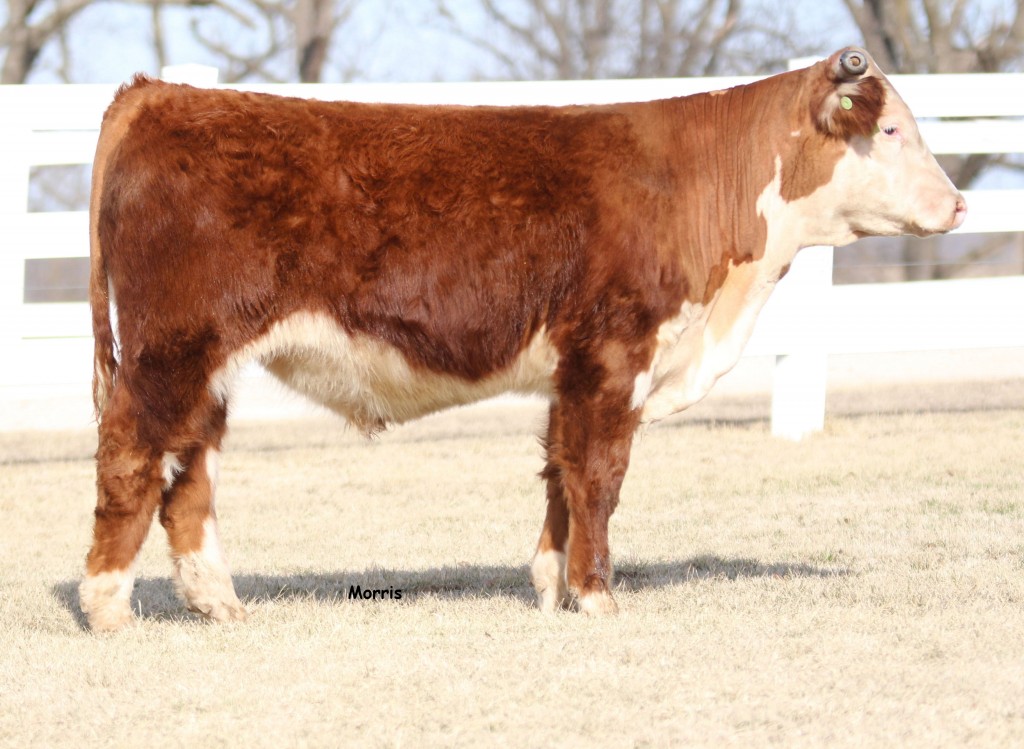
left=1, top=380, right=1022, bottom=748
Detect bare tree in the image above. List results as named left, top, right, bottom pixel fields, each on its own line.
left=0, top=0, right=226, bottom=83
left=184, top=0, right=358, bottom=83
left=1, top=0, right=361, bottom=85
left=2, top=0, right=77, bottom=82
left=841, top=0, right=1024, bottom=280
left=295, top=0, right=337, bottom=81
left=2, top=0, right=91, bottom=82
left=844, top=0, right=1024, bottom=74
left=436, top=0, right=812, bottom=80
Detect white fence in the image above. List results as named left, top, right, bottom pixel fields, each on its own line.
left=1, top=68, right=1022, bottom=436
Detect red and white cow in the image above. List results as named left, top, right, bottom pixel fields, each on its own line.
left=80, top=48, right=965, bottom=631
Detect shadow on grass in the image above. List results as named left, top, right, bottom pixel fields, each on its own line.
left=52, top=555, right=849, bottom=630
left=613, top=555, right=849, bottom=590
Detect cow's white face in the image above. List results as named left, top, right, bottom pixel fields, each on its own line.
left=829, top=85, right=966, bottom=242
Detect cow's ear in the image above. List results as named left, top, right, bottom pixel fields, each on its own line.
left=813, top=48, right=886, bottom=139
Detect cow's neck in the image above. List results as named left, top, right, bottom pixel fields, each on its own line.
left=642, top=82, right=784, bottom=300
left=633, top=76, right=835, bottom=421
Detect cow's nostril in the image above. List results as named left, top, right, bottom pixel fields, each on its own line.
left=951, top=196, right=967, bottom=230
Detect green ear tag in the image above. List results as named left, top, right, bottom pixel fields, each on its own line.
left=840, top=96, right=854, bottom=110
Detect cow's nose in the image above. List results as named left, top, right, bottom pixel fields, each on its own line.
left=952, top=194, right=967, bottom=230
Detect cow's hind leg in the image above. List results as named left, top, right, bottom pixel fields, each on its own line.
left=80, top=381, right=164, bottom=631
left=159, top=404, right=246, bottom=623
left=531, top=406, right=570, bottom=612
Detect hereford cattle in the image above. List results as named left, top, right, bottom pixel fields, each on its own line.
left=80, top=47, right=965, bottom=631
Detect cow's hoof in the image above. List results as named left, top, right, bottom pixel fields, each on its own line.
left=531, top=549, right=569, bottom=613
left=174, top=550, right=246, bottom=624
left=83, top=604, right=136, bottom=633
left=188, top=598, right=248, bottom=623
left=536, top=585, right=570, bottom=613
left=79, top=571, right=136, bottom=632
left=577, top=589, right=619, bottom=616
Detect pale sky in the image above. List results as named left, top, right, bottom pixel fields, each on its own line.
left=10, top=0, right=1024, bottom=84
left=23, top=0, right=861, bottom=84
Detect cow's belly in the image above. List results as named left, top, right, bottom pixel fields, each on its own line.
left=212, top=310, right=557, bottom=432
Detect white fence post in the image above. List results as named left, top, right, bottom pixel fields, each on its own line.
left=763, top=55, right=835, bottom=441
left=769, top=245, right=834, bottom=441
left=0, top=109, right=31, bottom=389
left=771, top=351, right=829, bottom=439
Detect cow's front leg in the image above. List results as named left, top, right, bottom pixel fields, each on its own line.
left=544, top=384, right=639, bottom=616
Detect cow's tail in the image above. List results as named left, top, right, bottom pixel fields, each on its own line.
left=88, top=77, right=156, bottom=423
left=89, top=126, right=118, bottom=423
left=89, top=205, right=117, bottom=423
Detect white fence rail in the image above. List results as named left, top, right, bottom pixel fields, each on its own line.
left=1, top=69, right=1022, bottom=435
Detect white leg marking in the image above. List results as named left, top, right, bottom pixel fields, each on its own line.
left=205, top=449, right=220, bottom=508
left=173, top=517, right=247, bottom=623
left=162, top=452, right=183, bottom=491
left=577, top=588, right=619, bottom=616
left=531, top=549, right=568, bottom=613
left=569, top=552, right=618, bottom=616
left=79, top=563, right=137, bottom=632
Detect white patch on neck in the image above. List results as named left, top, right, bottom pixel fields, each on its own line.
left=755, top=155, right=801, bottom=266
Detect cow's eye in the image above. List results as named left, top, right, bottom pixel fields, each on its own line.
left=881, top=124, right=899, bottom=137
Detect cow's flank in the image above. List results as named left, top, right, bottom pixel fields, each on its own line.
left=81, top=48, right=965, bottom=630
